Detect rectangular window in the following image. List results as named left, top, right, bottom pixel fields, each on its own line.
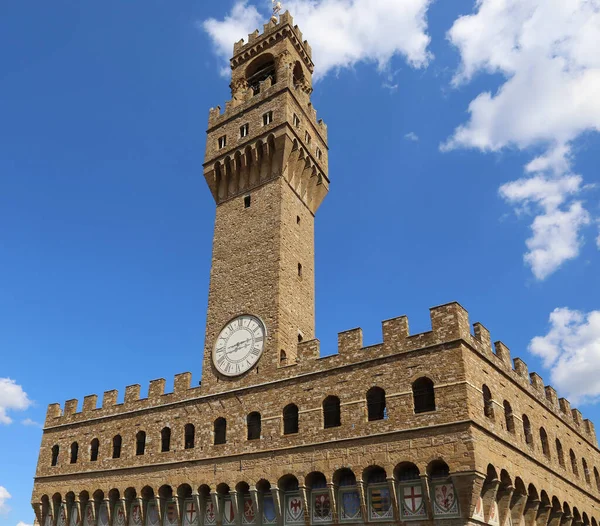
left=293, top=114, right=301, bottom=128
left=218, top=135, right=227, bottom=149
left=263, top=111, right=273, bottom=126
left=244, top=195, right=251, bottom=208
left=240, top=123, right=249, bottom=138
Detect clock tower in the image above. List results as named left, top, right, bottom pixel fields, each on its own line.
left=201, top=11, right=329, bottom=391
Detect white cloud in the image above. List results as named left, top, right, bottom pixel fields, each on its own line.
left=404, top=132, right=419, bottom=142
left=0, top=486, right=11, bottom=514
left=202, top=0, right=433, bottom=80
left=21, top=418, right=42, bottom=428
left=17, top=522, right=33, bottom=526
left=443, top=0, right=600, bottom=279
left=530, top=308, right=600, bottom=404
left=0, top=378, right=32, bottom=425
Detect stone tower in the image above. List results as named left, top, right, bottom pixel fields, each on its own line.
left=201, top=12, right=329, bottom=392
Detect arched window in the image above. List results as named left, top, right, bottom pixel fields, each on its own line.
left=280, top=349, right=287, bottom=365
left=90, top=438, right=99, bottom=462
left=70, top=442, right=79, bottom=464
left=582, top=459, right=591, bottom=484
left=184, top=424, right=195, bottom=449
left=112, top=435, right=122, bottom=459
left=540, top=428, right=550, bottom=458
left=283, top=404, right=299, bottom=435
left=366, top=387, right=386, bottom=421
left=247, top=412, right=261, bottom=440
left=293, top=62, right=305, bottom=89
left=570, top=449, right=578, bottom=476
left=245, top=54, right=277, bottom=95
left=594, top=467, right=600, bottom=491
left=522, top=415, right=533, bottom=445
left=396, top=462, right=420, bottom=482
left=136, top=431, right=146, bottom=456
left=482, top=385, right=494, bottom=419
left=503, top=401, right=515, bottom=433
left=412, top=377, right=436, bottom=413
left=428, top=460, right=450, bottom=479
left=214, top=418, right=226, bottom=445
left=323, top=396, right=341, bottom=428
left=161, top=427, right=171, bottom=452
left=51, top=445, right=59, bottom=467
left=556, top=439, right=565, bottom=467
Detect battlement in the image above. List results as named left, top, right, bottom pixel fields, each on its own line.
left=43, top=303, right=597, bottom=448
left=231, top=12, right=312, bottom=63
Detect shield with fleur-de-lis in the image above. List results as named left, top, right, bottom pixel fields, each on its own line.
left=433, top=483, right=459, bottom=516
left=130, top=503, right=142, bottom=526
left=205, top=500, right=216, bottom=526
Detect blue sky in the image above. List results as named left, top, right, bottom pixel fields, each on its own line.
left=1, top=1, right=599, bottom=524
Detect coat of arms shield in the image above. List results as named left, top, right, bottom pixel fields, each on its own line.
left=262, top=495, right=276, bottom=524
left=183, top=501, right=197, bottom=526
left=242, top=497, right=255, bottom=524
left=58, top=506, right=67, bottom=526
left=98, top=504, right=109, bottom=526
left=130, top=503, right=142, bottom=526
left=164, top=502, right=177, bottom=526
left=114, top=504, right=125, bottom=526
left=339, top=490, right=361, bottom=521
left=285, top=495, right=303, bottom=524
left=205, top=500, right=216, bottom=525
left=401, top=484, right=426, bottom=517
left=433, top=483, right=459, bottom=516
left=222, top=499, right=235, bottom=525
left=146, top=503, right=159, bottom=526
left=312, top=492, right=331, bottom=522
left=70, top=506, right=79, bottom=526
left=84, top=504, right=94, bottom=526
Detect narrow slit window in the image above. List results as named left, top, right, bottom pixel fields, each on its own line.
left=298, top=263, right=303, bottom=277
left=293, top=114, right=301, bottom=128
left=305, top=131, right=312, bottom=145
left=244, top=195, right=251, bottom=208
left=218, top=136, right=227, bottom=149
left=263, top=111, right=273, bottom=126
left=316, top=148, right=322, bottom=160
left=240, top=123, right=249, bottom=138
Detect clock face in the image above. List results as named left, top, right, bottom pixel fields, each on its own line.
left=213, top=314, right=266, bottom=376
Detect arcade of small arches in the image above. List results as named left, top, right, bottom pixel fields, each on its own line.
left=211, top=132, right=326, bottom=210
left=475, top=463, right=599, bottom=526
left=49, top=381, right=436, bottom=468
left=481, top=385, right=600, bottom=494
left=36, top=460, right=459, bottom=526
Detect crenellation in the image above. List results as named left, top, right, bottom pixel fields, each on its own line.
left=584, top=420, right=597, bottom=445
left=45, top=403, right=61, bottom=424
left=297, top=338, right=320, bottom=362
left=530, top=373, right=545, bottom=393
left=430, top=302, right=471, bottom=342
left=248, top=29, right=260, bottom=45
left=545, top=386, right=559, bottom=410
left=102, top=389, right=118, bottom=409
left=382, top=315, right=410, bottom=347
left=493, top=341, right=512, bottom=368
left=337, top=328, right=363, bottom=355
left=572, top=409, right=583, bottom=427
left=559, top=397, right=572, bottom=417
left=63, top=399, right=78, bottom=416
left=82, top=395, right=98, bottom=413
left=148, top=379, right=166, bottom=399
left=473, top=322, right=493, bottom=355
left=513, top=358, right=529, bottom=379
left=173, top=372, right=192, bottom=395
left=124, top=384, right=141, bottom=404
left=293, top=25, right=303, bottom=43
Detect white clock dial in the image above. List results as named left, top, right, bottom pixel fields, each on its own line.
left=213, top=315, right=266, bottom=376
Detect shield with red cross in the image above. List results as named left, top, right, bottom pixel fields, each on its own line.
left=183, top=501, right=197, bottom=526
left=402, top=484, right=425, bottom=517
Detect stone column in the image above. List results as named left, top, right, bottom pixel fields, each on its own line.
left=420, top=475, right=434, bottom=520
left=560, top=513, right=573, bottom=526
left=175, top=496, right=183, bottom=526
left=356, top=480, right=368, bottom=523
left=270, top=487, right=283, bottom=526
left=210, top=492, right=221, bottom=526
left=326, top=484, right=338, bottom=525
left=230, top=491, right=242, bottom=526
left=386, top=478, right=400, bottom=523
left=104, top=499, right=113, bottom=526
left=298, top=485, right=309, bottom=526
left=248, top=488, right=260, bottom=526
